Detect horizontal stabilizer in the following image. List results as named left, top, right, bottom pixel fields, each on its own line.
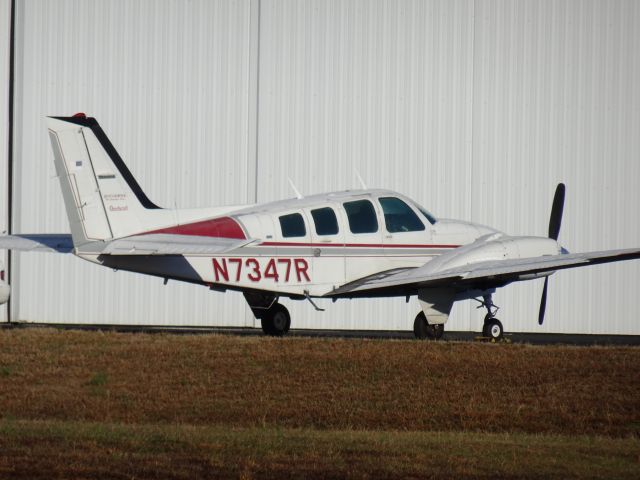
left=0, top=234, right=74, bottom=253
left=95, top=233, right=255, bottom=256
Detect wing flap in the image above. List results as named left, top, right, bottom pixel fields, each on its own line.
left=331, top=248, right=640, bottom=295
left=0, top=234, right=74, bottom=253
left=97, top=233, right=254, bottom=255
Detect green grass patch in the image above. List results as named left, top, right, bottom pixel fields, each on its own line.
left=0, top=419, right=638, bottom=479
left=87, top=370, right=108, bottom=387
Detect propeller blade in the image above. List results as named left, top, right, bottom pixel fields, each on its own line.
left=540, top=183, right=565, bottom=325
left=538, top=277, right=549, bottom=325
left=548, top=183, right=566, bottom=240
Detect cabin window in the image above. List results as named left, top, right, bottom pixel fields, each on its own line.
left=343, top=200, right=378, bottom=234
left=311, top=207, right=339, bottom=236
left=279, top=213, right=306, bottom=238
left=379, top=197, right=425, bottom=232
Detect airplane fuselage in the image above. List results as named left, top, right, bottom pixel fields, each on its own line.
left=77, top=188, right=557, bottom=298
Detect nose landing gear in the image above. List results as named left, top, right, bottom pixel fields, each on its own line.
left=476, top=295, right=504, bottom=341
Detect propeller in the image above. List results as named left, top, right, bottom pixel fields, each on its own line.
left=538, top=183, right=565, bottom=325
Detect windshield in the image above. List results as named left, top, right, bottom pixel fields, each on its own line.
left=416, top=204, right=437, bottom=225
left=379, top=197, right=425, bottom=232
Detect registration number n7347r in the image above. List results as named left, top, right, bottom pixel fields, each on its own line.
left=212, top=257, right=310, bottom=283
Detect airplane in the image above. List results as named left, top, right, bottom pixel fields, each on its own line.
left=1, top=113, right=639, bottom=339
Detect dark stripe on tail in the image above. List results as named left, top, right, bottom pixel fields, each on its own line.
left=50, top=116, right=161, bottom=210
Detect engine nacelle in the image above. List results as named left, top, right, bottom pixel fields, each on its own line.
left=423, top=233, right=562, bottom=274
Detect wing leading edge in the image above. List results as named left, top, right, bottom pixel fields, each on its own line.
left=330, top=248, right=640, bottom=296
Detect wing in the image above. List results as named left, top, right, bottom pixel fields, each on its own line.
left=0, top=234, right=74, bottom=253
left=330, top=248, right=640, bottom=296
left=95, top=233, right=255, bottom=255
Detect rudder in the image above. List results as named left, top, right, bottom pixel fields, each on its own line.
left=47, top=114, right=161, bottom=246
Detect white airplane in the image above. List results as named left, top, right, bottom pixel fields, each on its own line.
left=2, top=114, right=639, bottom=339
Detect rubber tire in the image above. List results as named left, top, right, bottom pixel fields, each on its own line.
left=261, top=303, right=291, bottom=337
left=261, top=317, right=274, bottom=336
left=413, top=312, right=444, bottom=340
left=484, top=318, right=504, bottom=341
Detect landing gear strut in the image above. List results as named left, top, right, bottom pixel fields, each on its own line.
left=413, top=311, right=444, bottom=340
left=476, top=294, right=504, bottom=341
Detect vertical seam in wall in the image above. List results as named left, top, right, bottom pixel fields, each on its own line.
left=247, top=0, right=261, bottom=205
left=253, top=0, right=261, bottom=204
left=469, top=0, right=476, bottom=222
left=6, top=0, right=16, bottom=323
left=467, top=0, right=477, bottom=330
left=245, top=0, right=261, bottom=327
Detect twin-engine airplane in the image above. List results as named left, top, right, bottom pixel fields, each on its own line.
left=2, top=114, right=639, bottom=339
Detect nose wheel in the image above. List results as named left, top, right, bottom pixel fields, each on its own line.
left=482, top=316, right=504, bottom=340
left=477, top=295, right=504, bottom=341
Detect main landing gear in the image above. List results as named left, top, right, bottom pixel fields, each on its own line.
left=413, top=311, right=444, bottom=340
left=261, top=303, right=291, bottom=337
left=244, top=292, right=291, bottom=337
left=476, top=294, right=504, bottom=341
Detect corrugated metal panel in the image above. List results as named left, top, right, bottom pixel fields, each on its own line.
left=265, top=0, right=640, bottom=334
left=471, top=0, right=640, bottom=334
left=258, top=0, right=476, bottom=331
left=0, top=0, right=10, bottom=322
left=13, top=0, right=254, bottom=326
left=9, top=0, right=640, bottom=334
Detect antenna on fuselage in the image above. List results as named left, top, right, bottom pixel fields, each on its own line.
left=287, top=177, right=303, bottom=199
left=355, top=169, right=368, bottom=189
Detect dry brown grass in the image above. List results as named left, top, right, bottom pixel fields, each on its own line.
left=0, top=328, right=638, bottom=436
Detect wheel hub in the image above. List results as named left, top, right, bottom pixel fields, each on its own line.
left=273, top=312, right=287, bottom=330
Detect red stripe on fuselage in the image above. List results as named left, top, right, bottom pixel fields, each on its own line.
left=146, top=216, right=246, bottom=239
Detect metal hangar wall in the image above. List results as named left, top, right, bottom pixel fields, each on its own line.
left=1, top=0, right=639, bottom=334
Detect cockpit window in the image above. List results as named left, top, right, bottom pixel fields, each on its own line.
left=343, top=200, right=378, bottom=234
left=311, top=207, right=339, bottom=235
left=279, top=213, right=306, bottom=238
left=417, top=206, right=437, bottom=225
left=379, top=197, right=425, bottom=233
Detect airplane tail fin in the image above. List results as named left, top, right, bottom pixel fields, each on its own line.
left=47, top=114, right=162, bottom=247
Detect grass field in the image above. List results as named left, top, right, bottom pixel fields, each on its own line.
left=0, top=328, right=638, bottom=478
